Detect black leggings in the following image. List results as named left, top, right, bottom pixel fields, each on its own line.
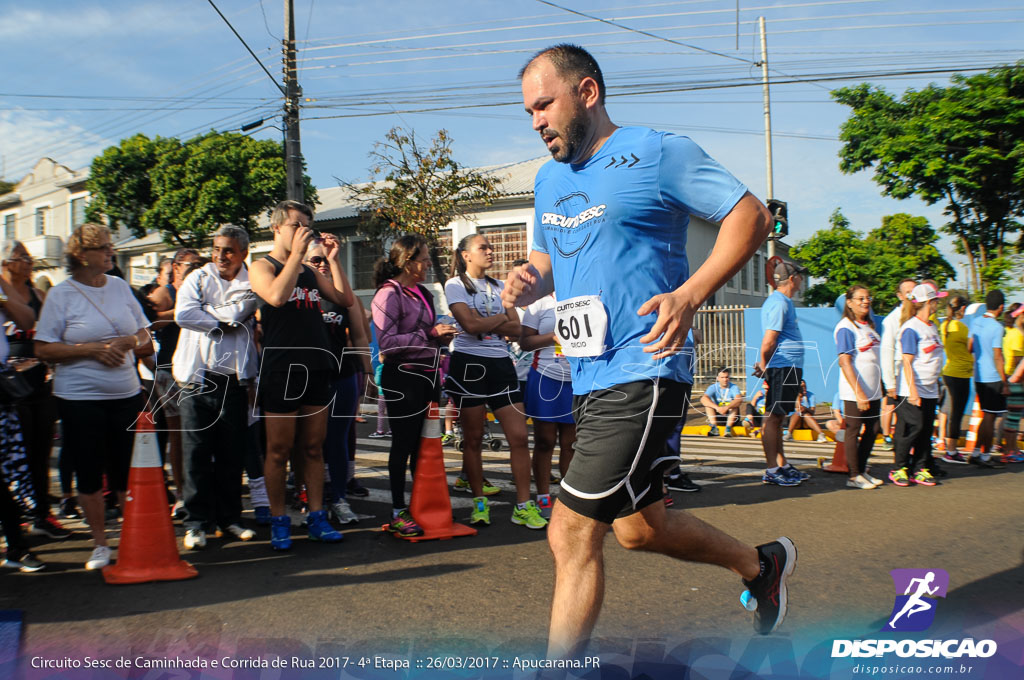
left=894, top=398, right=938, bottom=475
left=381, top=364, right=439, bottom=510
left=941, top=375, right=970, bottom=440
left=843, top=399, right=880, bottom=476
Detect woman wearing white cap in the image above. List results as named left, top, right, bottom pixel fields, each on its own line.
left=890, top=284, right=944, bottom=487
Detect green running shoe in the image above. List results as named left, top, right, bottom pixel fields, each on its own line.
left=511, top=500, right=548, bottom=530
left=454, top=476, right=500, bottom=496
left=469, top=496, right=490, bottom=525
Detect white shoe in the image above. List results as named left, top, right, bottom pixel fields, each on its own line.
left=85, top=545, right=112, bottom=570
left=221, top=524, right=255, bottom=541
left=782, top=433, right=793, bottom=442
left=183, top=528, right=207, bottom=550
left=170, top=500, right=186, bottom=519
left=330, top=500, right=359, bottom=525
left=816, top=434, right=827, bottom=443
left=861, top=472, right=884, bottom=487
left=846, top=475, right=876, bottom=490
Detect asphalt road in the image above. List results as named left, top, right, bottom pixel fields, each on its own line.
left=5, top=426, right=1023, bottom=677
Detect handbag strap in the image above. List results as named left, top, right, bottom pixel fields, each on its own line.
left=68, top=280, right=125, bottom=339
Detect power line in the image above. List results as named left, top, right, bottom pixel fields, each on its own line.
left=206, top=0, right=286, bottom=96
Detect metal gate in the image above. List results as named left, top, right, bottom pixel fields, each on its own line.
left=692, top=305, right=748, bottom=392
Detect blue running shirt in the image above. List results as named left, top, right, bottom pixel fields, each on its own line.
left=532, top=127, right=747, bottom=394
left=762, top=290, right=804, bottom=369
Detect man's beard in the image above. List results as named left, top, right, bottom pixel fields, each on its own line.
left=549, top=105, right=588, bottom=164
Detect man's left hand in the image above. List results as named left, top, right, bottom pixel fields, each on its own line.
left=637, top=288, right=699, bottom=359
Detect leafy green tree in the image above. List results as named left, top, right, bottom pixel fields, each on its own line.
left=832, top=63, right=1024, bottom=294
left=86, top=131, right=317, bottom=248
left=791, top=210, right=954, bottom=310
left=345, top=127, right=503, bottom=283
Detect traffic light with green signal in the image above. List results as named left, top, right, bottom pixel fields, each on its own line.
left=767, top=199, right=788, bottom=238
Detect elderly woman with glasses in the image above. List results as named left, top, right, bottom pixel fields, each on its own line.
left=1, top=240, right=72, bottom=541
left=34, top=224, right=154, bottom=571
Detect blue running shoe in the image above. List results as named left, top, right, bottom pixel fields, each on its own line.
left=254, top=506, right=272, bottom=526
left=307, top=510, right=343, bottom=543
left=270, top=515, right=292, bottom=550
left=762, top=468, right=802, bottom=486
left=782, top=463, right=810, bottom=481
left=707, top=426, right=720, bottom=437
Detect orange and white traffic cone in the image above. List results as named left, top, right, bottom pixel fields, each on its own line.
left=103, top=412, right=198, bottom=584
left=961, top=398, right=983, bottom=454
left=822, top=438, right=849, bottom=474
left=393, top=402, right=476, bottom=543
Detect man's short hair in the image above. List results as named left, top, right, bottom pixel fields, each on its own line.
left=986, top=289, right=1005, bottom=311
left=718, top=367, right=731, bottom=376
left=214, top=225, right=250, bottom=251
left=518, top=43, right=606, bottom=104
left=172, top=248, right=200, bottom=264
left=897, top=278, right=917, bottom=293
left=270, top=200, right=314, bottom=227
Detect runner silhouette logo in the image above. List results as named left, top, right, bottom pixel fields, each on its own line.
left=883, top=568, right=950, bottom=632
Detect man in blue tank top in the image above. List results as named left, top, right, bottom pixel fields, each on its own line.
left=501, top=44, right=797, bottom=658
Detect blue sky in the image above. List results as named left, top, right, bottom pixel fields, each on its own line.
left=3, top=0, right=1023, bottom=285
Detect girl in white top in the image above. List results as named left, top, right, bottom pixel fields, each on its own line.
left=520, top=293, right=576, bottom=518
left=443, top=234, right=545, bottom=529
left=892, top=284, right=944, bottom=487
left=833, top=285, right=883, bottom=489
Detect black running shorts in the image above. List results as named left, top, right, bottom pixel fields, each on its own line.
left=975, top=380, right=1007, bottom=414
left=559, top=379, right=688, bottom=524
left=764, top=366, right=803, bottom=417
left=258, top=367, right=332, bottom=414
left=445, top=352, right=523, bottom=411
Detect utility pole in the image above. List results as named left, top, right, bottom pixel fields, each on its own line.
left=283, top=0, right=304, bottom=202
left=759, top=16, right=775, bottom=259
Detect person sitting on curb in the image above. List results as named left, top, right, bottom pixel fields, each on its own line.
left=785, top=380, right=827, bottom=443
left=701, top=367, right=742, bottom=437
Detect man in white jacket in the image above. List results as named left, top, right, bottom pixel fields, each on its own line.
left=173, top=225, right=260, bottom=550
left=880, top=278, right=918, bottom=448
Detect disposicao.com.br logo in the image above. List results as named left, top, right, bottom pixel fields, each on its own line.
left=831, top=568, right=998, bottom=660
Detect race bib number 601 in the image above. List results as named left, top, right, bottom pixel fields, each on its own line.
left=554, top=295, right=608, bottom=357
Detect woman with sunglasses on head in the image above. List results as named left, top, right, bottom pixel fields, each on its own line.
left=34, top=224, right=154, bottom=570
left=305, top=243, right=366, bottom=525
left=834, top=285, right=884, bottom=489
left=371, top=235, right=456, bottom=538
left=444, top=234, right=545, bottom=530
left=1, top=241, right=73, bottom=540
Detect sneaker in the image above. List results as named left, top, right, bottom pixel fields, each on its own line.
left=816, top=434, right=827, bottom=443
left=511, top=501, right=548, bottom=530
left=888, top=467, right=910, bottom=487
left=307, top=510, right=343, bottom=543
left=943, top=451, right=970, bottom=465
left=346, top=479, right=370, bottom=498
left=330, top=499, right=359, bottom=525
left=59, top=498, right=81, bottom=519
left=469, top=497, right=490, bottom=526
left=1, top=553, right=45, bottom=572
left=762, top=468, right=801, bottom=486
left=664, top=495, right=674, bottom=508
left=32, top=515, right=72, bottom=540
left=368, top=431, right=391, bottom=439
left=913, top=469, right=938, bottom=486
left=183, top=528, right=207, bottom=550
left=968, top=455, right=996, bottom=469
left=254, top=506, right=272, bottom=525
left=387, top=509, right=424, bottom=538
left=881, top=435, right=894, bottom=450
left=742, top=537, right=798, bottom=635
left=724, top=428, right=735, bottom=438
left=536, top=494, right=553, bottom=519
left=171, top=500, right=187, bottom=519
left=666, top=473, right=701, bottom=493
left=750, top=427, right=761, bottom=439
left=270, top=515, right=292, bottom=550
left=707, top=426, right=720, bottom=437
left=861, top=472, right=884, bottom=487
left=219, top=524, right=256, bottom=541
left=782, top=431, right=793, bottom=442
left=1003, top=452, right=1024, bottom=463
left=85, top=545, right=112, bottom=570
left=454, top=475, right=500, bottom=496
left=783, top=463, right=811, bottom=481
left=846, top=475, right=876, bottom=489
left=441, top=433, right=455, bottom=446
left=987, top=455, right=1006, bottom=469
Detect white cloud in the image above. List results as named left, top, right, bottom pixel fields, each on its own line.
left=0, top=4, right=204, bottom=42
left=0, top=109, right=109, bottom=181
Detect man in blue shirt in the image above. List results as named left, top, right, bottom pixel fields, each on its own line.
left=700, top=367, right=743, bottom=436
left=753, top=260, right=809, bottom=485
left=970, top=289, right=1008, bottom=466
left=502, top=43, right=796, bottom=658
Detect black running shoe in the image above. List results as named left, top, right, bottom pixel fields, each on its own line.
left=665, top=473, right=701, bottom=493
left=742, top=536, right=797, bottom=635
left=346, top=479, right=370, bottom=498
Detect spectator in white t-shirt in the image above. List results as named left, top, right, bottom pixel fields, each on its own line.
left=35, top=224, right=154, bottom=571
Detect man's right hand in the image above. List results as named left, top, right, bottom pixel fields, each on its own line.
left=290, top=226, right=315, bottom=258
left=752, top=360, right=765, bottom=378
left=502, top=264, right=541, bottom=309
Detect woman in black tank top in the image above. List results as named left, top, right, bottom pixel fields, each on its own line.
left=248, top=200, right=355, bottom=550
